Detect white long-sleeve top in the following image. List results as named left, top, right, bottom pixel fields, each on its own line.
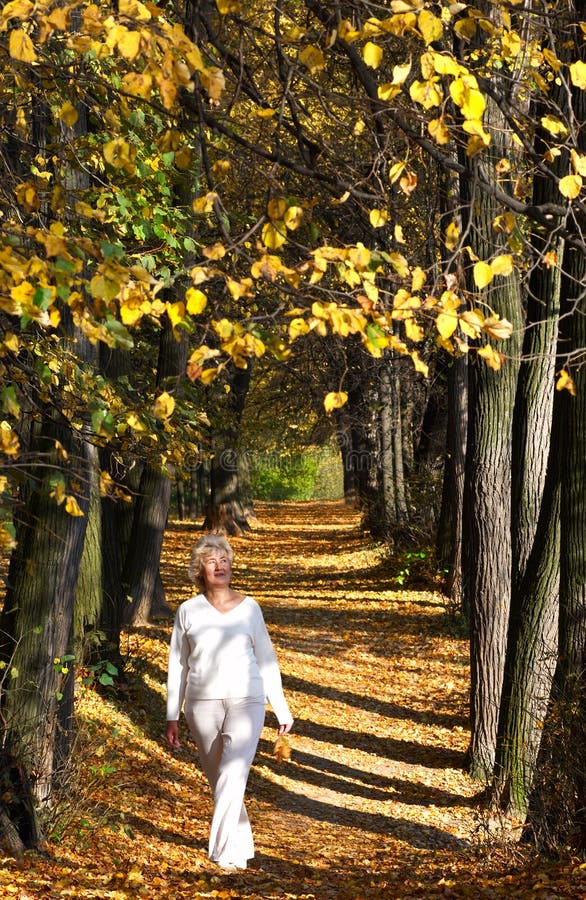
left=166, top=594, right=292, bottom=725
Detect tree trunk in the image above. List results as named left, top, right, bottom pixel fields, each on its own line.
left=0, top=420, right=91, bottom=822
left=335, top=412, right=358, bottom=504
left=73, top=450, right=103, bottom=661
left=462, top=4, right=524, bottom=777
left=124, top=321, right=188, bottom=625
left=378, top=358, right=408, bottom=539
left=176, top=476, right=186, bottom=520
left=532, top=117, right=586, bottom=849
left=436, top=354, right=468, bottom=606
left=204, top=365, right=255, bottom=535
left=491, top=87, right=565, bottom=817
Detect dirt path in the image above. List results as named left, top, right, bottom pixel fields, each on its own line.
left=220, top=501, right=479, bottom=897
left=5, top=500, right=582, bottom=899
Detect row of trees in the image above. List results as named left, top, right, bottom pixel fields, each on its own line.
left=0, top=0, right=584, bottom=855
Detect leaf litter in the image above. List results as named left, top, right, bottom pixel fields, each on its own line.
left=3, top=501, right=585, bottom=898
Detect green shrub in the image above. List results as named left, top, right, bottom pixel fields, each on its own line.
left=250, top=446, right=343, bottom=501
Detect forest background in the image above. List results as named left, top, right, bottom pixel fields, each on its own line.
left=0, top=0, right=585, bottom=877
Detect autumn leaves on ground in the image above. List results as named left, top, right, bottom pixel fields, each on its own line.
left=4, top=502, right=586, bottom=899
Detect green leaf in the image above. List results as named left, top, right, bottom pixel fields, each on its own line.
left=1, top=386, right=20, bottom=417
left=103, top=318, right=134, bottom=351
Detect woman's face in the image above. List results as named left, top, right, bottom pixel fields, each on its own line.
left=201, top=551, right=232, bottom=589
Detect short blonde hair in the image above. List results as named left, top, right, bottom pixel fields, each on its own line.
left=188, top=534, right=234, bottom=587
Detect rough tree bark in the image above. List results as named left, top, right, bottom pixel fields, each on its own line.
left=462, top=1, right=524, bottom=778
left=124, top=320, right=188, bottom=625
left=203, top=365, right=255, bottom=535
left=436, top=354, right=468, bottom=607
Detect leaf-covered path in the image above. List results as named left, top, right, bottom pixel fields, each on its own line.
left=4, top=501, right=586, bottom=898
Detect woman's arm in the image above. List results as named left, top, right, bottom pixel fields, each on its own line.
left=166, top=607, right=189, bottom=723
left=251, top=601, right=294, bottom=730
left=166, top=720, right=181, bottom=748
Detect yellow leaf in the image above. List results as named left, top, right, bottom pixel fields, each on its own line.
left=65, top=495, right=84, bottom=517
left=363, top=41, right=383, bottom=68
left=15, top=182, right=40, bottom=212
left=283, top=206, right=303, bottom=230
left=570, top=60, right=586, bottom=90
left=462, top=118, right=491, bottom=147
left=477, top=343, right=504, bottom=370
left=214, top=319, right=233, bottom=341
left=273, top=735, right=291, bottom=762
left=454, top=16, right=477, bottom=40
left=409, top=78, right=443, bottom=109
left=165, top=300, right=185, bottom=329
left=418, top=8, right=443, bottom=45
left=428, top=116, right=450, bottom=144
left=483, top=315, right=513, bottom=340
left=430, top=51, right=464, bottom=77
left=388, top=160, right=406, bottom=184
left=200, top=67, right=225, bottom=101
left=571, top=150, right=586, bottom=177
left=395, top=225, right=405, bottom=244
left=0, top=421, right=20, bottom=456
left=289, top=317, right=309, bottom=340
left=216, top=0, right=240, bottom=12
left=388, top=251, right=409, bottom=278
left=450, top=76, right=486, bottom=119
left=120, top=298, right=146, bottom=327
left=186, top=288, right=207, bottom=315
left=261, top=221, right=287, bottom=250
left=445, top=221, right=459, bottom=251
left=119, top=0, right=151, bottom=20
left=405, top=317, right=424, bottom=342
left=541, top=115, right=568, bottom=137
left=411, top=267, right=425, bottom=291
left=378, top=82, right=402, bottom=102
left=3, top=333, right=19, bottom=352
left=116, top=28, right=141, bottom=61
left=58, top=102, right=79, bottom=128
left=542, top=250, right=558, bottom=269
left=501, top=30, right=521, bottom=59
left=2, top=0, right=35, bottom=23
left=200, top=368, right=217, bottom=385
left=226, top=277, right=254, bottom=300
left=436, top=311, right=459, bottom=339
left=153, top=391, right=175, bottom=420
left=460, top=309, right=484, bottom=338
left=9, top=28, right=37, bottom=63
left=126, top=413, right=147, bottom=432
left=490, top=254, right=514, bottom=277
left=174, top=147, right=192, bottom=169
left=267, top=198, right=287, bottom=220
left=559, top=174, right=582, bottom=199
left=0, top=524, right=17, bottom=550
left=299, top=45, right=325, bottom=74
left=556, top=369, right=576, bottom=395
left=410, top=350, right=429, bottom=376
left=103, top=138, right=136, bottom=172
left=392, top=59, right=412, bottom=84
left=324, top=391, right=348, bottom=413
left=369, top=208, right=388, bottom=227
left=473, top=260, right=493, bottom=288
left=202, top=242, right=226, bottom=260
left=193, top=192, right=218, bottom=213
left=399, top=170, right=417, bottom=195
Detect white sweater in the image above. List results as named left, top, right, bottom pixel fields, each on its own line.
left=166, top=594, right=292, bottom=725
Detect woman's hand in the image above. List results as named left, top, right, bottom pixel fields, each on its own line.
left=278, top=721, right=293, bottom=736
left=166, top=720, right=181, bottom=748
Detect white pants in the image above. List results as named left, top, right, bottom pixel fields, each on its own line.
left=184, top=696, right=265, bottom=866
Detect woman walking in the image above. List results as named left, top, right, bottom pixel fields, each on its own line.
left=166, top=534, right=293, bottom=871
